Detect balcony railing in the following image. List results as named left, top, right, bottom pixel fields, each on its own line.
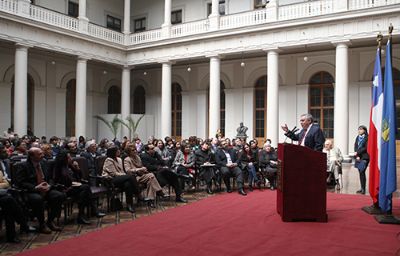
left=0, top=0, right=17, bottom=14
left=278, top=0, right=334, bottom=20
left=30, top=4, right=78, bottom=31
left=88, top=23, right=123, bottom=44
left=171, top=19, right=210, bottom=38
left=0, top=0, right=399, bottom=47
left=129, top=29, right=162, bottom=45
left=220, top=8, right=272, bottom=29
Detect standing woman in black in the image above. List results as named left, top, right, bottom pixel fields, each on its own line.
left=354, top=125, right=369, bottom=194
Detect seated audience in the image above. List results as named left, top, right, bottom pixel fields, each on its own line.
left=259, top=143, right=278, bottom=190
left=140, top=144, right=187, bottom=203
left=194, top=141, right=217, bottom=194
left=239, top=143, right=261, bottom=191
left=215, top=140, right=246, bottom=196
left=173, top=144, right=196, bottom=190
left=124, top=145, right=163, bottom=207
left=53, top=151, right=106, bottom=224
left=102, top=147, right=139, bottom=213
left=323, top=139, right=343, bottom=189
left=15, top=148, right=66, bottom=233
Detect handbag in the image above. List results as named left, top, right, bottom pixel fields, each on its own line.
left=355, top=160, right=367, bottom=172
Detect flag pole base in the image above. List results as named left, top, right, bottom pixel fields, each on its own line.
left=361, top=205, right=383, bottom=215
left=374, top=215, right=400, bottom=225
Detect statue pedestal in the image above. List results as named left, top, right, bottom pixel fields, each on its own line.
left=236, top=135, right=248, bottom=141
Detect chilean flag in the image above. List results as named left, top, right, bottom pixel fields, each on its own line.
left=367, top=47, right=383, bottom=204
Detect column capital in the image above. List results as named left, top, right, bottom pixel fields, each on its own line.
left=262, top=46, right=282, bottom=53
left=77, top=56, right=90, bottom=61
left=15, top=42, right=33, bottom=49
left=158, top=60, right=175, bottom=65
left=331, top=39, right=352, bottom=47
left=206, top=53, right=224, bottom=59
left=122, top=65, right=134, bottom=70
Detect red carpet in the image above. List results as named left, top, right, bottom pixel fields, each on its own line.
left=18, top=191, right=400, bottom=256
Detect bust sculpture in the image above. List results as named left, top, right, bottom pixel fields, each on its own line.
left=236, top=122, right=248, bottom=139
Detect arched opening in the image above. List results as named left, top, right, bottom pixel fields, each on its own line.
left=107, top=86, right=121, bottom=114
left=65, top=79, right=76, bottom=137
left=172, top=83, right=182, bottom=141
left=254, top=75, right=267, bottom=145
left=133, top=85, right=146, bottom=114
left=309, top=71, right=335, bottom=138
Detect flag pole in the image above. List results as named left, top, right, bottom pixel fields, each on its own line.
left=374, top=24, right=400, bottom=225
left=362, top=32, right=384, bottom=215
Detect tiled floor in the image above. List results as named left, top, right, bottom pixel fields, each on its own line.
left=0, top=163, right=396, bottom=255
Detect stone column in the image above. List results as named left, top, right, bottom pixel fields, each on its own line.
left=14, top=44, right=29, bottom=136
left=162, top=0, right=172, bottom=38
left=209, top=55, right=221, bottom=137
left=121, top=66, right=131, bottom=138
left=123, top=0, right=131, bottom=34
left=334, top=41, right=350, bottom=156
left=161, top=62, right=172, bottom=138
left=78, top=0, right=89, bottom=33
left=75, top=57, right=88, bottom=137
left=267, top=50, right=279, bottom=147
left=209, top=0, right=220, bottom=30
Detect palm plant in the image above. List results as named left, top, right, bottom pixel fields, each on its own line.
left=124, top=114, right=145, bottom=140
left=94, top=115, right=125, bottom=140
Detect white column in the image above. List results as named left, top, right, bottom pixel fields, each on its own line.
left=162, top=0, right=172, bottom=38
left=334, top=42, right=349, bottom=156
left=209, top=56, right=221, bottom=138
left=78, top=0, right=87, bottom=19
left=75, top=57, right=88, bottom=138
left=121, top=66, right=131, bottom=138
left=78, top=0, right=89, bottom=33
left=209, top=0, right=220, bottom=30
left=161, top=62, right=172, bottom=138
left=14, top=44, right=29, bottom=136
left=123, top=0, right=131, bottom=34
left=267, top=50, right=279, bottom=147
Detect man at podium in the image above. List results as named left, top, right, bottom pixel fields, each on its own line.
left=281, top=113, right=325, bottom=152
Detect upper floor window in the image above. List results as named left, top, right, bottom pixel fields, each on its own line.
left=68, top=1, right=79, bottom=18
left=207, top=0, right=225, bottom=16
left=134, top=17, right=146, bottom=32
left=254, top=0, right=269, bottom=9
left=171, top=10, right=182, bottom=24
left=107, top=15, right=121, bottom=32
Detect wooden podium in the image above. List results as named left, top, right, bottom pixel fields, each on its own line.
left=276, top=143, right=328, bottom=222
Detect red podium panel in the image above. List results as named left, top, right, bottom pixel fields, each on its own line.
left=276, top=143, right=328, bottom=222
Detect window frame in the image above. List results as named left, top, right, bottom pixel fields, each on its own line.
left=68, top=1, right=79, bottom=18
left=106, top=15, right=122, bottom=32
left=134, top=17, right=146, bottom=33
left=171, top=9, right=182, bottom=25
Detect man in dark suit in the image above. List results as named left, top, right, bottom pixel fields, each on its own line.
left=215, top=140, right=246, bottom=196
left=281, top=113, right=325, bottom=152
left=15, top=148, right=66, bottom=233
left=140, top=144, right=187, bottom=203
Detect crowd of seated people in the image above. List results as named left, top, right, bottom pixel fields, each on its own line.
left=0, top=129, right=279, bottom=243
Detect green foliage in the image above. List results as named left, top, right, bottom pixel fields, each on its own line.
left=94, top=115, right=125, bottom=139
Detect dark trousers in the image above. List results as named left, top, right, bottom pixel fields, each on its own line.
left=220, top=166, right=244, bottom=190
left=261, top=166, right=277, bottom=187
left=199, top=166, right=216, bottom=188
left=359, top=170, right=366, bottom=191
left=0, top=194, right=25, bottom=240
left=155, top=169, right=182, bottom=197
left=112, top=175, right=139, bottom=205
left=65, top=184, right=92, bottom=213
left=25, top=189, right=66, bottom=225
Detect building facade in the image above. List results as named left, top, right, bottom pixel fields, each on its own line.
left=0, top=0, right=399, bottom=157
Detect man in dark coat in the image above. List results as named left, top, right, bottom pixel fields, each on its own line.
left=281, top=113, right=325, bottom=151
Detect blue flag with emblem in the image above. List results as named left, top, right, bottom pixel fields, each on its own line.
left=379, top=37, right=397, bottom=212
